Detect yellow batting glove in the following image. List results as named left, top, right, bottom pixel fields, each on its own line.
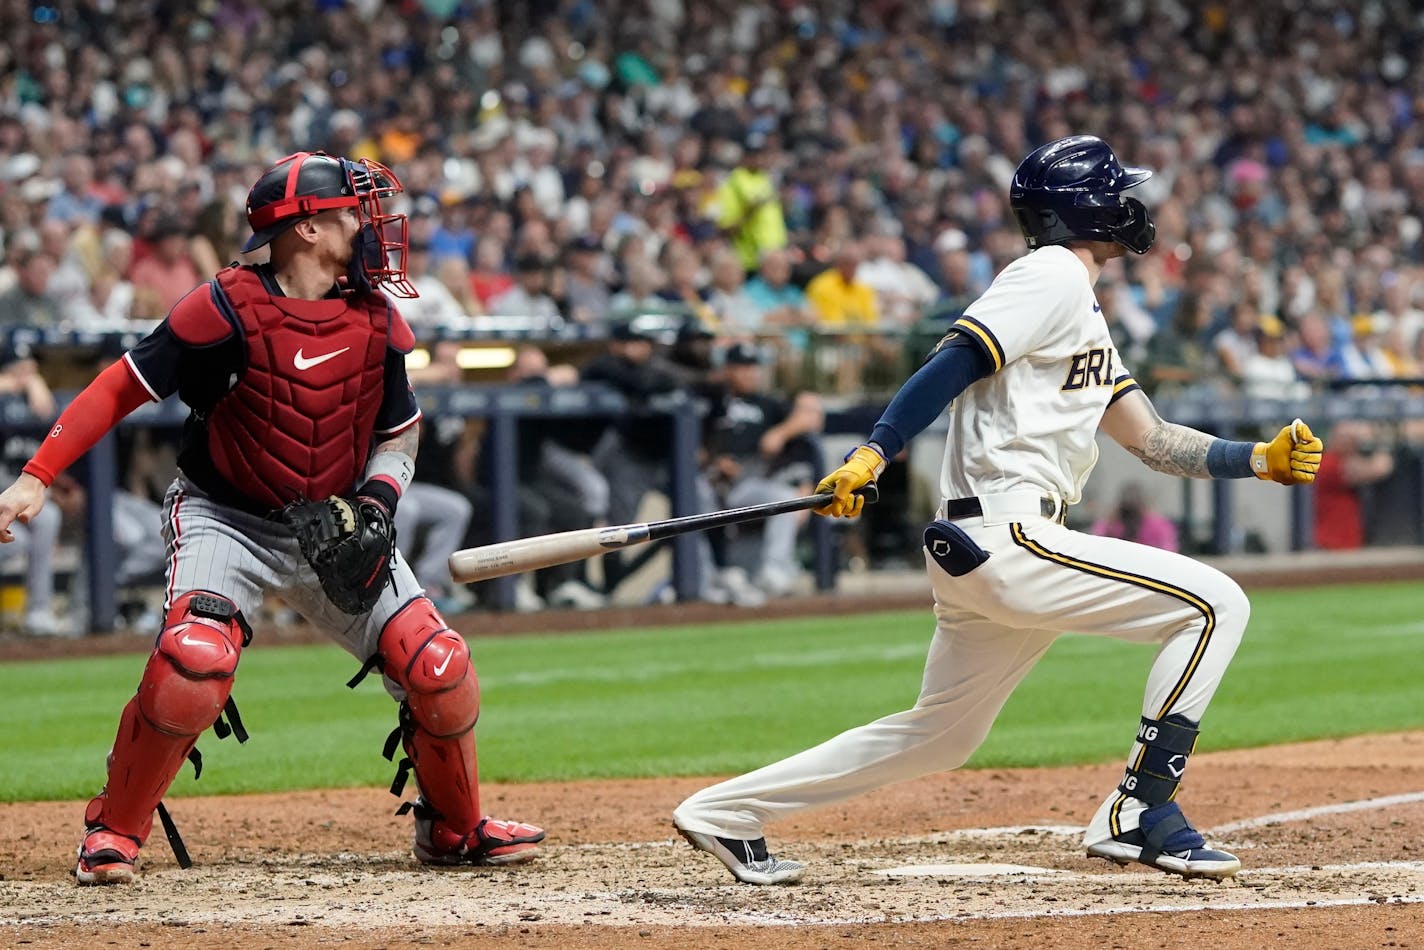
left=1251, top=419, right=1324, bottom=485
left=814, top=444, right=887, bottom=517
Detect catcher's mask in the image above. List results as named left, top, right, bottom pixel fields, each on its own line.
left=243, top=150, right=415, bottom=297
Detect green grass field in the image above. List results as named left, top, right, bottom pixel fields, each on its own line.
left=2, top=581, right=1422, bottom=803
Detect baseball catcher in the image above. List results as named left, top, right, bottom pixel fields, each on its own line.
left=0, top=151, right=543, bottom=884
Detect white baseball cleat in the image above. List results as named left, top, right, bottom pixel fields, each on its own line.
left=1085, top=801, right=1240, bottom=880
left=676, top=824, right=805, bottom=885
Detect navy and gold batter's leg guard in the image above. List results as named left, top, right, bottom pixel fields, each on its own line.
left=1085, top=715, right=1240, bottom=880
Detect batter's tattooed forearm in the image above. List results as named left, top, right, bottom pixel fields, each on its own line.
left=373, top=423, right=420, bottom=464
left=1127, top=422, right=1213, bottom=478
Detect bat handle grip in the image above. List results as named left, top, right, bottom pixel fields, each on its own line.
left=812, top=483, right=880, bottom=508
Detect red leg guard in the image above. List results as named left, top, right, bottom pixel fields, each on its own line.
left=84, top=591, right=245, bottom=845
left=378, top=597, right=481, bottom=833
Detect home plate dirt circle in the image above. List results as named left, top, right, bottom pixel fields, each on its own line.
left=3, top=731, right=1423, bottom=948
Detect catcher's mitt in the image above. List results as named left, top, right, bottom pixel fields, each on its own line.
left=283, top=495, right=396, bottom=615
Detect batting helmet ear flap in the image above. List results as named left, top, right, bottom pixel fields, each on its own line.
left=1114, top=197, right=1156, bottom=254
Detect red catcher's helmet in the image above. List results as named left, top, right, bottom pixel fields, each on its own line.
left=242, top=151, right=415, bottom=297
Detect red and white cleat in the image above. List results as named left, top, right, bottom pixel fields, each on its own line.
left=413, top=807, right=545, bottom=867
left=75, top=827, right=141, bottom=885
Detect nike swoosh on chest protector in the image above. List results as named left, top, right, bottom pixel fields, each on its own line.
left=293, top=346, right=351, bottom=370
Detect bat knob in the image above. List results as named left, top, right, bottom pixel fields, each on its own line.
left=855, top=483, right=880, bottom=505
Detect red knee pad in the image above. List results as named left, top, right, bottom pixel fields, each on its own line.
left=138, top=591, right=246, bottom=736
left=378, top=598, right=479, bottom=737
left=88, top=591, right=250, bottom=845
left=378, top=598, right=483, bottom=833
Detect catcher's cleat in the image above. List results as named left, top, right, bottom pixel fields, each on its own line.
left=75, top=827, right=141, bottom=885
left=1085, top=802, right=1240, bottom=880
left=675, top=824, right=806, bottom=885
left=413, top=810, right=545, bottom=867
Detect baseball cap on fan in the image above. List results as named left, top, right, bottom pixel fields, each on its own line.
left=723, top=342, right=764, bottom=365
left=241, top=152, right=358, bottom=252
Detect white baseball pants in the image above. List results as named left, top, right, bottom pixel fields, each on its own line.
left=674, top=494, right=1249, bottom=841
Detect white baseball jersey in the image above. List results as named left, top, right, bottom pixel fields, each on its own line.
left=939, top=245, right=1138, bottom=506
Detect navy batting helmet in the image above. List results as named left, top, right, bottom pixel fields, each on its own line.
left=1009, top=135, right=1156, bottom=255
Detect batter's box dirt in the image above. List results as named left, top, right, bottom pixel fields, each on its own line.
left=3, top=732, right=1423, bottom=949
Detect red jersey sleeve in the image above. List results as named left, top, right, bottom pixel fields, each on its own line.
left=22, top=360, right=154, bottom=486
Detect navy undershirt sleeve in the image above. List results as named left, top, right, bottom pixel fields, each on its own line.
left=867, top=335, right=994, bottom=459
left=373, top=347, right=421, bottom=433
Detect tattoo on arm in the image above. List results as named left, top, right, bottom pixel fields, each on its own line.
left=1127, top=421, right=1214, bottom=478
left=373, top=423, right=420, bottom=464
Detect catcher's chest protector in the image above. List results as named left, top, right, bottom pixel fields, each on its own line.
left=207, top=266, right=390, bottom=509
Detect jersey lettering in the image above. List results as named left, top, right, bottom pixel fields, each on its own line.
left=1061, top=347, right=1114, bottom=391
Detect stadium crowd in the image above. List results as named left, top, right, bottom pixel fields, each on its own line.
left=2, top=0, right=1424, bottom=631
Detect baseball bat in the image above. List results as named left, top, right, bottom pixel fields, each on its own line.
left=448, top=484, right=879, bottom=583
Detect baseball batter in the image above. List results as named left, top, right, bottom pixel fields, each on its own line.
left=0, top=151, right=543, bottom=884
left=674, top=135, right=1324, bottom=885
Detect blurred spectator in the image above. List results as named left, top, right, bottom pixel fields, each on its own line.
left=73, top=229, right=136, bottom=327
left=488, top=253, right=561, bottom=323
left=705, top=343, right=824, bottom=597
left=1240, top=315, right=1310, bottom=402
left=1374, top=275, right=1424, bottom=357
left=714, top=132, right=787, bottom=274
left=1142, top=293, right=1216, bottom=398
left=857, top=232, right=939, bottom=328
left=468, top=238, right=514, bottom=310
left=0, top=247, right=61, bottom=327
left=402, top=241, right=466, bottom=328
left=1291, top=311, right=1347, bottom=385
left=1340, top=314, right=1394, bottom=381
left=705, top=249, right=757, bottom=336
left=657, top=241, right=717, bottom=328
left=435, top=256, right=484, bottom=318
left=1313, top=421, right=1395, bottom=551
left=45, top=154, right=104, bottom=226
left=1090, top=482, right=1179, bottom=553
left=608, top=258, right=668, bottom=317
left=562, top=234, right=612, bottom=324
left=129, top=215, right=202, bottom=319
left=39, top=219, right=89, bottom=313
left=743, top=248, right=810, bottom=330
left=806, top=242, right=879, bottom=327
left=1381, top=322, right=1421, bottom=379
left=931, top=228, right=981, bottom=317
left=1213, top=303, right=1265, bottom=385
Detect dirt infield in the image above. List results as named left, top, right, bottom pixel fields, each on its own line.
left=4, top=555, right=1423, bottom=947
left=3, top=732, right=1422, bottom=949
